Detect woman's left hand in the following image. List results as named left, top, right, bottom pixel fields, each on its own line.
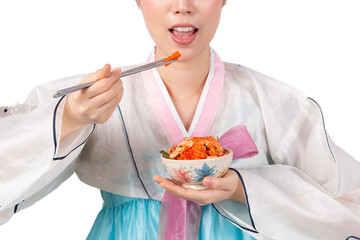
left=153, top=169, right=245, bottom=206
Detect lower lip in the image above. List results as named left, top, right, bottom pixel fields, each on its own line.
left=170, top=30, right=198, bottom=45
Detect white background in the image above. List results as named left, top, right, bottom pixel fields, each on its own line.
left=1, top=0, right=359, bottom=239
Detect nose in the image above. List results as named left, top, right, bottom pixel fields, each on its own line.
left=173, top=0, right=195, bottom=15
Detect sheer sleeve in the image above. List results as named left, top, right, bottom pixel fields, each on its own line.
left=0, top=74, right=94, bottom=224
left=213, top=64, right=360, bottom=239
left=214, top=97, right=360, bottom=239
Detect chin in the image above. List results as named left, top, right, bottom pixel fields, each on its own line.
left=174, top=45, right=209, bottom=61
left=156, top=42, right=209, bottom=63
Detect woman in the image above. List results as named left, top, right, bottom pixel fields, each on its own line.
left=1, top=0, right=359, bottom=239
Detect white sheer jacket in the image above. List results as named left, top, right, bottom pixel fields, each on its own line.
left=0, top=49, right=359, bottom=240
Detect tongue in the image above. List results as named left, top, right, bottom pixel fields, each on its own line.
left=172, top=30, right=195, bottom=39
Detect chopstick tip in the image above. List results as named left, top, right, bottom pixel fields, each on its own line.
left=164, top=51, right=181, bottom=67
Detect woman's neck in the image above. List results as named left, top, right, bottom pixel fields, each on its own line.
left=155, top=47, right=211, bottom=130
left=156, top=47, right=211, bottom=101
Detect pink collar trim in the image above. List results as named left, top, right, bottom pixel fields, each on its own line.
left=143, top=49, right=225, bottom=146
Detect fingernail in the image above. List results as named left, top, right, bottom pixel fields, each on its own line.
left=203, top=178, right=212, bottom=186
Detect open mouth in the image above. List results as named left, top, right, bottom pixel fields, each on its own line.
left=169, top=26, right=199, bottom=40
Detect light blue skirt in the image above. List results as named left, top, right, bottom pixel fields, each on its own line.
left=87, top=190, right=255, bottom=240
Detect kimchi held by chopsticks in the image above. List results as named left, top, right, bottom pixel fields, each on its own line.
left=160, top=136, right=228, bottom=160
left=163, top=51, right=181, bottom=67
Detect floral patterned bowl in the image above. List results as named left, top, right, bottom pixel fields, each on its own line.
left=161, top=148, right=233, bottom=190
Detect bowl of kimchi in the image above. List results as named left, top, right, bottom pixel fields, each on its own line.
left=160, top=136, right=233, bottom=190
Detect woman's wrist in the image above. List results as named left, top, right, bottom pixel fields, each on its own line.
left=229, top=170, right=246, bottom=204
left=60, top=98, right=87, bottom=141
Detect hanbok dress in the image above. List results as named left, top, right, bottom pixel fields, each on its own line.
left=1, top=48, right=359, bottom=240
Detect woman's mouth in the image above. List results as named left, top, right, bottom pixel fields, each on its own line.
left=169, top=25, right=198, bottom=45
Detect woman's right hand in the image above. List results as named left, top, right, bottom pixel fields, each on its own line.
left=61, top=64, right=124, bottom=140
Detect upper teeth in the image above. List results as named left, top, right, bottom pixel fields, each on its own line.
left=173, top=27, right=194, bottom=32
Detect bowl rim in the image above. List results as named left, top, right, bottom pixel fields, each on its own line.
left=161, top=148, right=233, bottom=163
